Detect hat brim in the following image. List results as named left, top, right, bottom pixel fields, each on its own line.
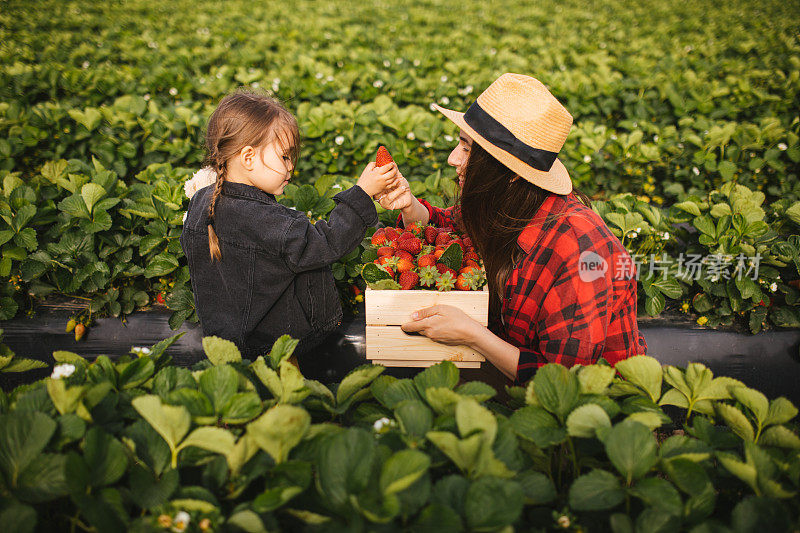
left=433, top=103, right=573, bottom=195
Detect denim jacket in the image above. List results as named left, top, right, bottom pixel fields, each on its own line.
left=180, top=181, right=377, bottom=358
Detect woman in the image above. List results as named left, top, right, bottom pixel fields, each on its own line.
left=377, top=73, right=647, bottom=383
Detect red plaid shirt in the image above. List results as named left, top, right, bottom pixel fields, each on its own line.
left=398, top=194, right=646, bottom=383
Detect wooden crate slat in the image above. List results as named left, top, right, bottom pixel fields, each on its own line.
left=371, top=359, right=481, bottom=368
left=365, top=288, right=489, bottom=326
left=366, top=326, right=486, bottom=362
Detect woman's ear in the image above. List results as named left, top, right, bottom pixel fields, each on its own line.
left=240, top=146, right=256, bottom=170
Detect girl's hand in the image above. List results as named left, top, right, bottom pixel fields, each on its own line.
left=375, top=173, right=415, bottom=211
left=356, top=162, right=400, bottom=197
left=401, top=304, right=482, bottom=346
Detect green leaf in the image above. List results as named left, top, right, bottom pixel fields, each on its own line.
left=361, top=262, right=392, bottom=283
left=614, top=356, right=663, bottom=402
left=129, top=465, right=179, bottom=510
left=117, top=357, right=154, bottom=390
left=464, top=477, right=524, bottom=531
left=603, top=419, right=658, bottom=484
left=426, top=431, right=484, bottom=475
left=438, top=243, right=463, bottom=272
left=0, top=412, right=57, bottom=488
left=221, top=392, right=262, bottom=424
left=81, top=183, right=106, bottom=213
left=715, top=403, right=754, bottom=442
left=316, top=427, right=375, bottom=511
left=566, top=403, right=612, bottom=438
left=509, top=406, right=566, bottom=448
left=662, top=458, right=712, bottom=497
left=456, top=398, right=497, bottom=444
left=394, top=400, right=433, bottom=440
left=131, top=395, right=191, bottom=466
left=337, top=364, right=384, bottom=405
left=179, top=426, right=236, bottom=456
left=628, top=477, right=682, bottom=515
left=568, top=469, right=625, bottom=511
left=455, top=381, right=496, bottom=402
left=578, top=365, right=616, bottom=394
left=380, top=449, right=430, bottom=495
left=764, top=397, right=797, bottom=427
left=143, top=253, right=179, bottom=278
left=731, top=496, right=792, bottom=533
left=730, top=386, right=768, bottom=427
left=533, top=364, right=580, bottom=422
left=15, top=453, right=69, bottom=503
left=246, top=404, right=310, bottom=463
left=201, top=336, right=242, bottom=365
left=83, top=427, right=128, bottom=487
left=267, top=335, right=299, bottom=369
left=199, top=365, right=239, bottom=413
left=414, top=361, right=459, bottom=396
left=516, top=471, right=556, bottom=505
left=759, top=425, right=800, bottom=449
left=0, top=501, right=36, bottom=533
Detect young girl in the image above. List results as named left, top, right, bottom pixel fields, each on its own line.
left=180, top=90, right=399, bottom=358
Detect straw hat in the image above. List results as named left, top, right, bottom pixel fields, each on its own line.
left=433, top=73, right=573, bottom=195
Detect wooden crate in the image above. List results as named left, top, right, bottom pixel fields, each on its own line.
left=365, top=287, right=489, bottom=368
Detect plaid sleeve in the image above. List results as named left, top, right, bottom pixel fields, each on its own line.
left=514, top=232, right=614, bottom=383
left=396, top=198, right=461, bottom=231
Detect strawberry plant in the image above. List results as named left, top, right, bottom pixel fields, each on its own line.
left=0, top=333, right=798, bottom=530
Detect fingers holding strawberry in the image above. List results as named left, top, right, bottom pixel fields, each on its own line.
left=357, top=160, right=400, bottom=197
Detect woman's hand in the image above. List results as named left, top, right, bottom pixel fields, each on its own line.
left=401, top=304, right=482, bottom=346
left=374, top=173, right=414, bottom=211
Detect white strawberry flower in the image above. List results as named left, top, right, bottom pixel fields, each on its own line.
left=413, top=59, right=420, bottom=66
left=383, top=60, right=391, bottom=67
left=172, top=511, right=190, bottom=532
left=692, top=167, right=700, bottom=175
left=184, top=167, right=217, bottom=199
left=444, top=135, right=454, bottom=142
left=131, top=346, right=152, bottom=357
left=169, top=87, right=178, bottom=96
left=373, top=80, right=384, bottom=88
left=334, top=135, right=344, bottom=145
left=51, top=363, right=76, bottom=380
left=315, top=72, right=323, bottom=79
left=440, top=75, right=448, bottom=82
left=439, top=96, right=450, bottom=105
left=770, top=282, right=778, bottom=292
left=406, top=132, right=415, bottom=140
left=373, top=417, right=395, bottom=434
left=778, top=143, right=788, bottom=151
left=583, top=155, right=591, bottom=163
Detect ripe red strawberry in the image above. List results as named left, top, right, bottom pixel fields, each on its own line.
left=406, top=222, right=423, bottom=237
left=395, top=258, right=414, bottom=273
left=375, top=145, right=394, bottom=167
left=399, top=271, right=419, bottom=290
left=424, top=226, right=439, bottom=244
left=398, top=231, right=414, bottom=241
left=455, top=271, right=482, bottom=291
left=394, top=250, right=413, bottom=262
left=464, top=251, right=480, bottom=262
left=156, top=292, right=166, bottom=304
left=371, top=231, right=387, bottom=246
left=464, top=259, right=480, bottom=268
left=377, top=246, right=394, bottom=257
left=417, top=254, right=437, bottom=268
left=376, top=256, right=398, bottom=268
left=380, top=266, right=395, bottom=278
left=398, top=237, right=422, bottom=255
left=434, top=249, right=445, bottom=260
left=463, top=236, right=473, bottom=248
left=459, top=266, right=478, bottom=276
left=435, top=232, right=451, bottom=246
left=435, top=263, right=457, bottom=279
left=455, top=274, right=472, bottom=291
left=384, top=227, right=400, bottom=242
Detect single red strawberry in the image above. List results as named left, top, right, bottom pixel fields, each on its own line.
left=380, top=266, right=395, bottom=278
left=406, top=222, right=423, bottom=237
left=384, top=227, right=400, bottom=242
left=394, top=250, right=413, bottom=262
left=396, top=258, right=414, bottom=273
left=424, top=226, right=439, bottom=244
left=459, top=266, right=478, bottom=276
left=398, top=231, right=414, bottom=241
left=463, top=236, right=473, bottom=248
left=464, top=259, right=480, bottom=268
left=371, top=231, right=387, bottom=246
left=417, top=254, right=437, bottom=268
left=376, top=255, right=398, bottom=268
left=435, top=263, right=457, bottom=279
left=434, top=249, right=445, bottom=260
left=435, top=232, right=451, bottom=246
left=398, top=236, right=422, bottom=255
left=464, top=251, right=480, bottom=262
left=375, top=145, right=394, bottom=167
left=156, top=292, right=166, bottom=304
left=399, top=271, right=419, bottom=290
left=377, top=246, right=394, bottom=257
left=455, top=274, right=471, bottom=291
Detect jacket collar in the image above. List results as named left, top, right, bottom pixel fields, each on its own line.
left=516, top=194, right=570, bottom=254
left=221, top=181, right=277, bottom=204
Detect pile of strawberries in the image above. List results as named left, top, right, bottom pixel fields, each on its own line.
left=367, top=223, right=486, bottom=291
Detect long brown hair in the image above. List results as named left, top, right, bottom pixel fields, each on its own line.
left=203, top=89, right=300, bottom=261
left=458, top=142, right=590, bottom=316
